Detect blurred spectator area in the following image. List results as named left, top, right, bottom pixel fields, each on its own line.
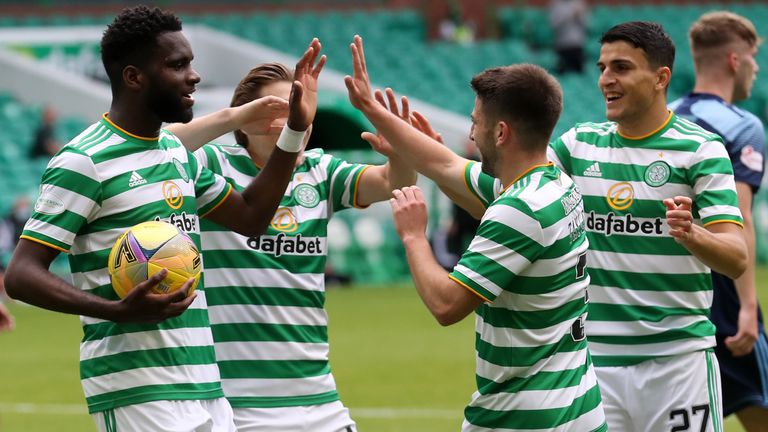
left=0, top=0, right=767, bottom=273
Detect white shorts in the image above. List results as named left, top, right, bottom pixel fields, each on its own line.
left=92, top=398, right=235, bottom=432
left=595, top=350, right=723, bottom=432
left=232, top=400, right=356, bottom=432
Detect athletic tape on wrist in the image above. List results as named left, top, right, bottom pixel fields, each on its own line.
left=276, top=125, right=306, bottom=153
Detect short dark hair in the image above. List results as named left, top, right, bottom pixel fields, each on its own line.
left=600, top=21, right=675, bottom=71
left=470, top=64, right=562, bottom=148
left=230, top=63, right=294, bottom=148
left=689, top=11, right=760, bottom=53
left=101, top=5, right=182, bottom=89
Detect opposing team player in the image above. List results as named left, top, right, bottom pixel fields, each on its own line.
left=346, top=36, right=606, bottom=431
left=167, top=62, right=416, bottom=431
left=670, top=12, right=767, bottom=431
left=3, top=6, right=324, bottom=431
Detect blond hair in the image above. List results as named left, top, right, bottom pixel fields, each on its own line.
left=689, top=11, right=760, bottom=53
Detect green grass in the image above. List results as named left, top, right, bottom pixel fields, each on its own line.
left=1, top=267, right=767, bottom=431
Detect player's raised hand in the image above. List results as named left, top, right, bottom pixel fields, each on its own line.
left=115, top=269, right=197, bottom=323
left=411, top=111, right=444, bottom=144
left=664, top=196, right=694, bottom=243
left=288, top=38, right=326, bottom=131
left=362, top=88, right=411, bottom=156
left=390, top=186, right=428, bottom=242
left=234, top=95, right=289, bottom=137
left=344, top=35, right=376, bottom=112
left=725, top=305, right=759, bottom=356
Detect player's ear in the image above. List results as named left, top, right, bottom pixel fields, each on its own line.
left=122, top=65, right=143, bottom=91
left=655, top=66, right=671, bottom=92
left=496, top=121, right=510, bottom=147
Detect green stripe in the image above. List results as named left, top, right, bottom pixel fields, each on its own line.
left=81, top=346, right=217, bottom=379
left=592, top=354, right=662, bottom=367
left=475, top=354, right=591, bottom=394
left=587, top=320, right=715, bottom=345
left=477, top=333, right=587, bottom=367
left=211, top=322, right=327, bottom=343
left=218, top=359, right=330, bottom=379
left=82, top=309, right=211, bottom=341
left=588, top=268, right=711, bottom=292
left=206, top=285, right=325, bottom=308
left=227, top=390, right=339, bottom=408
left=32, top=210, right=90, bottom=234
left=707, top=350, right=722, bottom=432
left=43, top=166, right=101, bottom=198
left=464, top=384, right=603, bottom=429
left=21, top=230, right=70, bottom=251
left=86, top=382, right=223, bottom=414
left=479, top=297, right=586, bottom=329
left=588, top=303, right=710, bottom=323
left=586, top=232, right=687, bottom=255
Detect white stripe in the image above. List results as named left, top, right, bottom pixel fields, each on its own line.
left=469, top=365, right=597, bottom=411
left=70, top=228, right=124, bottom=256
left=574, top=176, right=692, bottom=202
left=99, top=181, right=197, bottom=218
left=37, top=184, right=100, bottom=220
left=482, top=204, right=544, bottom=246
left=453, top=264, right=504, bottom=299
left=587, top=314, right=711, bottom=337
left=222, top=374, right=336, bottom=398
left=80, top=292, right=208, bottom=326
left=80, top=327, right=215, bottom=361
left=564, top=136, right=697, bottom=167
left=207, top=304, right=327, bottom=326
left=81, top=364, right=221, bottom=397
left=214, top=341, right=329, bottom=361
left=203, top=267, right=324, bottom=291
left=661, top=126, right=709, bottom=144
left=476, top=347, right=588, bottom=382
left=491, top=277, right=588, bottom=312
left=589, top=249, right=708, bottom=274
left=23, top=219, right=77, bottom=248
left=476, top=313, right=577, bottom=348
left=699, top=204, right=742, bottom=221
left=83, top=133, right=126, bottom=156
left=202, top=231, right=328, bottom=256
left=588, top=336, right=714, bottom=357
left=588, top=284, right=712, bottom=309
left=517, top=241, right=589, bottom=278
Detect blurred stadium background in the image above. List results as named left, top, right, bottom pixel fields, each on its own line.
left=0, top=0, right=766, bottom=431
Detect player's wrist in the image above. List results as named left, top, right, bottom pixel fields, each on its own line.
left=276, top=124, right=307, bottom=153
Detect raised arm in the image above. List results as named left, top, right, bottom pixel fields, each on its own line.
left=167, top=96, right=288, bottom=152
left=204, top=38, right=326, bottom=236
left=344, top=35, right=479, bottom=212
left=355, top=89, right=417, bottom=206
left=664, top=195, right=747, bottom=279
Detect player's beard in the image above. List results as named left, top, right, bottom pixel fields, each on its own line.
left=147, top=81, right=193, bottom=124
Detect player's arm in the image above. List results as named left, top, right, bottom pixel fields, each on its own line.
left=390, top=186, right=483, bottom=325
left=5, top=239, right=195, bottom=322
left=355, top=89, right=417, bottom=206
left=664, top=195, right=747, bottom=279
left=204, top=38, right=325, bottom=236
left=724, top=181, right=759, bottom=356
left=344, top=36, right=480, bottom=214
left=167, top=95, right=288, bottom=152
left=0, top=301, right=14, bottom=332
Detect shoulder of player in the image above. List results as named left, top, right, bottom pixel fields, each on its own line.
left=557, top=121, right=616, bottom=143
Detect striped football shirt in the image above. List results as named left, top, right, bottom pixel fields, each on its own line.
left=547, top=112, right=743, bottom=366
left=195, top=143, right=368, bottom=408
left=451, top=162, right=606, bottom=431
left=21, top=115, right=232, bottom=413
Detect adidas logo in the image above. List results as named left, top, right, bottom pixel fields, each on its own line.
left=583, top=162, right=602, bottom=178
left=128, top=171, right=147, bottom=187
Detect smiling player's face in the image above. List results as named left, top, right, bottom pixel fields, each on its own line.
left=145, top=31, right=200, bottom=124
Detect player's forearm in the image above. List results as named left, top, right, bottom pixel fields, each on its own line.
left=361, top=102, right=468, bottom=188
left=684, top=223, right=747, bottom=279
left=5, top=255, right=119, bottom=320
left=733, top=215, right=758, bottom=309
left=167, top=107, right=237, bottom=152
left=401, top=234, right=467, bottom=326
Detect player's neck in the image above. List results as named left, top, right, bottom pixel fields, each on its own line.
left=692, top=77, right=734, bottom=104
left=107, top=104, right=162, bottom=138
left=616, top=100, right=670, bottom=138
left=499, top=152, right=549, bottom=188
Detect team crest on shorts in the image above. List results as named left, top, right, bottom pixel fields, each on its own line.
left=173, top=158, right=190, bottom=182
left=644, top=161, right=671, bottom=187
left=293, top=184, right=320, bottom=208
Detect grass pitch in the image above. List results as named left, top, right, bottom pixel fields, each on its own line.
left=1, top=268, right=766, bottom=431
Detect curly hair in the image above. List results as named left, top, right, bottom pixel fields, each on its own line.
left=100, top=5, right=182, bottom=89
left=230, top=63, right=294, bottom=148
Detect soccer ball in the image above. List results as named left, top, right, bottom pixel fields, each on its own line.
left=107, top=220, right=201, bottom=299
